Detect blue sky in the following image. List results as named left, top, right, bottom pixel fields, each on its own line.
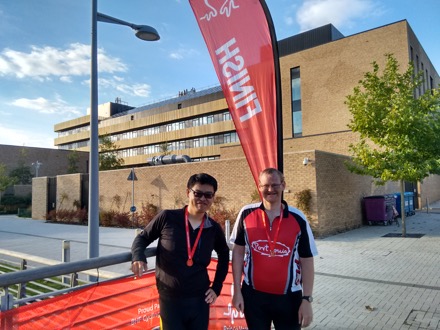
left=0, top=0, right=439, bottom=149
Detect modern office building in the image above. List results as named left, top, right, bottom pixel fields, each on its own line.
left=45, top=20, right=440, bottom=235
left=54, top=20, right=439, bottom=168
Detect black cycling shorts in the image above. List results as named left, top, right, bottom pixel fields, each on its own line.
left=241, top=283, right=302, bottom=330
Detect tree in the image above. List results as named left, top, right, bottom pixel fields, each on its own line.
left=99, top=135, right=124, bottom=171
left=67, top=150, right=80, bottom=174
left=9, top=148, right=33, bottom=184
left=345, top=53, right=440, bottom=237
left=159, top=142, right=171, bottom=155
left=0, top=163, right=17, bottom=209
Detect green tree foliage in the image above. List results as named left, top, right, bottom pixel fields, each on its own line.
left=159, top=142, right=171, bottom=155
left=9, top=166, right=33, bottom=184
left=9, top=148, right=33, bottom=184
left=0, top=163, right=17, bottom=193
left=67, top=150, right=80, bottom=174
left=345, top=53, right=440, bottom=236
left=0, top=163, right=18, bottom=212
left=99, top=135, right=124, bottom=171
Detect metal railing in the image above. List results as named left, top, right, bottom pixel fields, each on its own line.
left=0, top=220, right=231, bottom=313
left=0, top=247, right=156, bottom=311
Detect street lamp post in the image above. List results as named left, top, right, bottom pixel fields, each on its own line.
left=88, top=0, right=159, bottom=267
left=32, top=161, right=42, bottom=177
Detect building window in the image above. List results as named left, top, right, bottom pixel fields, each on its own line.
left=223, top=112, right=231, bottom=121
left=425, top=68, right=428, bottom=93
left=291, top=67, right=302, bottom=137
left=416, top=55, right=421, bottom=97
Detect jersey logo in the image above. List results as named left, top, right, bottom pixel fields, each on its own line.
left=251, top=240, right=291, bottom=257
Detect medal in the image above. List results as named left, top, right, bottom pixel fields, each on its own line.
left=185, top=207, right=206, bottom=267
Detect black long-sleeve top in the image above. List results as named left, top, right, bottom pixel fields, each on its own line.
left=131, top=207, right=230, bottom=298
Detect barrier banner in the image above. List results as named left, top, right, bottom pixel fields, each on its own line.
left=0, top=260, right=247, bottom=329
left=189, top=0, right=279, bottom=187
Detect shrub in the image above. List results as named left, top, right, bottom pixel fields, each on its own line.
left=209, top=207, right=237, bottom=232
left=293, top=189, right=312, bottom=216
left=100, top=210, right=115, bottom=227
left=137, top=202, right=159, bottom=228
left=209, top=194, right=238, bottom=231
left=114, top=211, right=131, bottom=228
left=45, top=207, right=87, bottom=224
left=1, top=194, right=31, bottom=214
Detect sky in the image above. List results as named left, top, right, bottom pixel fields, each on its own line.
left=0, top=0, right=439, bottom=149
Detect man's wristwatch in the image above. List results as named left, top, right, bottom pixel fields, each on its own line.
left=302, top=296, right=313, bottom=303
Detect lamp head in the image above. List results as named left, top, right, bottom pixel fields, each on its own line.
left=303, top=157, right=309, bottom=166
left=134, top=25, right=160, bottom=41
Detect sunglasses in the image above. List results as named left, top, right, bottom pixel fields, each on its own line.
left=190, top=188, right=215, bottom=199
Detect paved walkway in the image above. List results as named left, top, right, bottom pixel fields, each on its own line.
left=1, top=211, right=440, bottom=329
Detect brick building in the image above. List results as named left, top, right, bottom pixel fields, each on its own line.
left=0, top=144, right=89, bottom=178
left=39, top=20, right=440, bottom=236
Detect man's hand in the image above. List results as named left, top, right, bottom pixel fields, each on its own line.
left=131, top=261, right=147, bottom=278
left=205, top=288, right=218, bottom=304
left=232, top=290, right=244, bottom=313
left=298, top=300, right=313, bottom=328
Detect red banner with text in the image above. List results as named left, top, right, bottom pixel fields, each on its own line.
left=0, top=260, right=247, bottom=329
left=189, top=0, right=278, bottom=187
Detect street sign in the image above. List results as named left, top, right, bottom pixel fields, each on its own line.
left=127, top=169, right=138, bottom=181
left=130, top=205, right=136, bottom=212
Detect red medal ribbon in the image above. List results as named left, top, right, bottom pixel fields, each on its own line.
left=261, top=206, right=283, bottom=257
left=185, top=207, right=205, bottom=267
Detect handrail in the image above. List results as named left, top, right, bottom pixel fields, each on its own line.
left=0, top=247, right=156, bottom=288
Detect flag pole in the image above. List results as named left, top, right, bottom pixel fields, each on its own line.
left=259, top=0, right=283, bottom=173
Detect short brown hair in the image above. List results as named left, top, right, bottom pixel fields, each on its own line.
left=259, top=168, right=285, bottom=183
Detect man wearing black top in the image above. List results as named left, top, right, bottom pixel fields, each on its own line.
left=131, top=173, right=230, bottom=330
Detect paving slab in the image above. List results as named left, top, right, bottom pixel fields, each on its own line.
left=1, top=210, right=440, bottom=329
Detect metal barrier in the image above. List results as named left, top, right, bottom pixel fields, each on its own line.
left=0, top=247, right=156, bottom=311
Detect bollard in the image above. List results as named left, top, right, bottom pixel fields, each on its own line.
left=225, top=220, right=231, bottom=248
left=17, top=259, right=27, bottom=299
left=62, top=240, right=71, bottom=285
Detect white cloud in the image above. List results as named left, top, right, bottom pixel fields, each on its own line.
left=0, top=124, right=55, bottom=149
left=0, top=43, right=127, bottom=79
left=169, top=47, right=199, bottom=60
left=296, top=0, right=382, bottom=31
left=60, top=76, right=72, bottom=83
left=9, top=95, right=82, bottom=116
left=97, top=76, right=152, bottom=98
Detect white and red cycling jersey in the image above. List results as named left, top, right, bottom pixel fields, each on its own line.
left=230, top=201, right=318, bottom=294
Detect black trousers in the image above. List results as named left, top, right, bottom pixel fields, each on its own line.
left=159, top=295, right=209, bottom=330
left=242, top=283, right=302, bottom=330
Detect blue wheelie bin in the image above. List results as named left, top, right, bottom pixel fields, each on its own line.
left=406, top=192, right=415, bottom=215
left=393, top=192, right=415, bottom=216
